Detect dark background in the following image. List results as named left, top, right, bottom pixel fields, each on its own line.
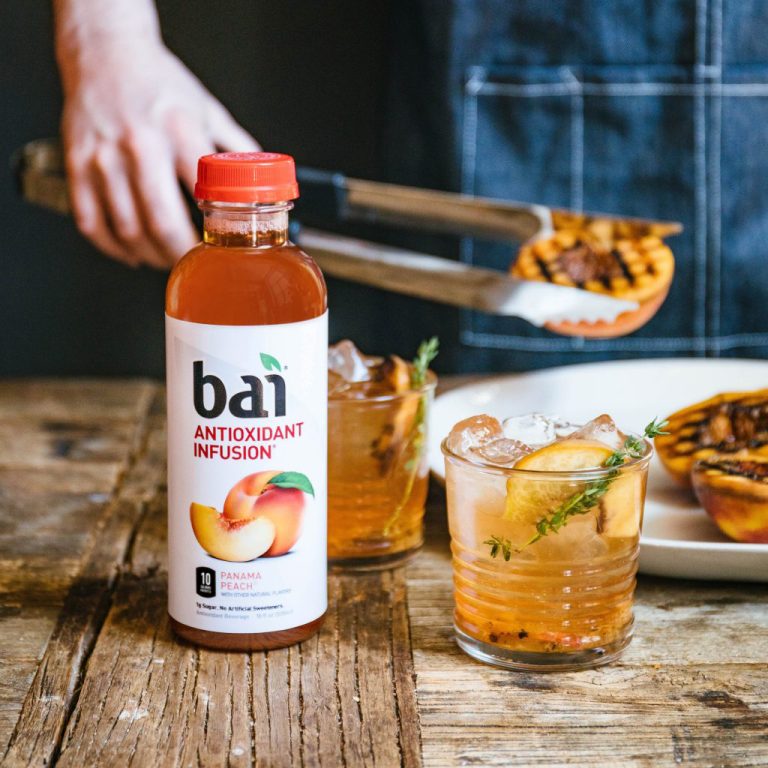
left=0, top=1, right=395, bottom=377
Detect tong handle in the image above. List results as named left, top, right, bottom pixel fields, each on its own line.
left=345, top=178, right=550, bottom=241
left=297, top=167, right=551, bottom=242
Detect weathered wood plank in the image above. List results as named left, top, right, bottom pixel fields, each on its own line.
left=253, top=645, right=298, bottom=767
left=0, top=559, right=83, bottom=603
left=354, top=572, right=414, bottom=768
left=55, top=496, right=423, bottom=767
left=0, top=467, right=121, bottom=562
left=0, top=380, right=155, bottom=759
left=391, top=574, right=421, bottom=768
left=0, top=660, right=40, bottom=754
left=0, top=418, right=140, bottom=469
left=417, top=664, right=768, bottom=767
left=55, top=574, right=198, bottom=768
left=297, top=602, right=345, bottom=766
left=1, top=387, right=163, bottom=766
left=0, top=379, right=155, bottom=422
left=3, top=504, right=147, bottom=766
left=179, top=649, right=253, bottom=768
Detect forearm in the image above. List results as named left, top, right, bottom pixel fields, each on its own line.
left=53, top=0, right=162, bottom=81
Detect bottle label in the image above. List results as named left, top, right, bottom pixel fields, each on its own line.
left=166, top=313, right=327, bottom=634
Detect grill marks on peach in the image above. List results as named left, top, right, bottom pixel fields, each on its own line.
left=692, top=452, right=768, bottom=543
left=509, top=217, right=676, bottom=338
left=656, top=390, right=768, bottom=487
left=513, top=232, right=673, bottom=304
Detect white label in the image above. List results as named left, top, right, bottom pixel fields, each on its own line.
left=166, top=313, right=327, bottom=633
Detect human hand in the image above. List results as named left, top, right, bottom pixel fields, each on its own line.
left=57, top=33, right=259, bottom=268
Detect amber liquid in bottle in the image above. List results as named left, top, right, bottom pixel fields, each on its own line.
left=166, top=201, right=327, bottom=650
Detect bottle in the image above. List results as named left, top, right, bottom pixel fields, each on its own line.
left=166, top=152, right=327, bottom=650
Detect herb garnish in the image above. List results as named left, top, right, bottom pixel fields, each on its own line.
left=485, top=534, right=513, bottom=561
left=382, top=337, right=439, bottom=535
left=411, top=336, right=439, bottom=388
left=485, top=418, right=668, bottom=556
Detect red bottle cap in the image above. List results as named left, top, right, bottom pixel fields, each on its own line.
left=194, top=152, right=300, bottom=203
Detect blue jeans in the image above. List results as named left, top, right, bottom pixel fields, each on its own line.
left=384, top=0, right=768, bottom=371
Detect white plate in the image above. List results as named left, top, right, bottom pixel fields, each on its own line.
left=428, top=359, right=768, bottom=582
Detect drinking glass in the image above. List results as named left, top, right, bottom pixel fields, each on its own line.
left=442, top=438, right=651, bottom=670
left=328, top=373, right=437, bottom=569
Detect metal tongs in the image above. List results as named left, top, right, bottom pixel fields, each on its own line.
left=15, top=139, right=683, bottom=331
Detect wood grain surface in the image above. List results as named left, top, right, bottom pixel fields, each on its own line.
left=0, top=379, right=766, bottom=767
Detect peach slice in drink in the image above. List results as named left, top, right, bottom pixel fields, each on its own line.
left=599, top=472, right=647, bottom=537
left=516, top=440, right=614, bottom=471
left=504, top=440, right=613, bottom=528
left=503, top=439, right=643, bottom=541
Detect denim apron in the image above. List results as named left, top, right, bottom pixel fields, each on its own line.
left=385, top=0, right=768, bottom=372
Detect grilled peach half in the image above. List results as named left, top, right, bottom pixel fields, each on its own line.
left=692, top=452, right=768, bottom=543
left=511, top=227, right=675, bottom=339
left=655, top=389, right=768, bottom=487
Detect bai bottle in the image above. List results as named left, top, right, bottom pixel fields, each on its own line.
left=166, top=153, right=327, bottom=650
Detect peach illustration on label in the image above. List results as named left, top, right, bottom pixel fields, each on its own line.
left=190, top=471, right=313, bottom=561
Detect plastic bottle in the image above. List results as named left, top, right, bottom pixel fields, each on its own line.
left=166, top=152, right=327, bottom=650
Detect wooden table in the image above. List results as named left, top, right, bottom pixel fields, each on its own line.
left=0, top=379, right=766, bottom=767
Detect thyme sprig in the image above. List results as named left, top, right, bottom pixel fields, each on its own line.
left=486, top=418, right=668, bottom=557
left=485, top=534, right=513, bottom=561
left=382, top=337, right=439, bottom=535
left=411, top=336, right=439, bottom=388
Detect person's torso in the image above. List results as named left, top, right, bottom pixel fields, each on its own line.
left=385, top=0, right=768, bottom=371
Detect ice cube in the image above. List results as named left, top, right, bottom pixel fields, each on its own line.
left=502, top=412, right=560, bottom=447
left=447, top=415, right=503, bottom=457
left=328, top=370, right=350, bottom=397
left=566, top=414, right=626, bottom=451
left=552, top=416, right=580, bottom=438
left=328, top=340, right=373, bottom=382
left=471, top=437, right=532, bottom=467
left=447, top=464, right=508, bottom=545
left=536, top=513, right=609, bottom=561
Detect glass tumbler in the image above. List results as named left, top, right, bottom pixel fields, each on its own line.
left=442, top=438, right=651, bottom=671
left=328, top=373, right=437, bottom=569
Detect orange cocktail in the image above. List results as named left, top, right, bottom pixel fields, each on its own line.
left=328, top=340, right=437, bottom=569
left=442, top=413, right=652, bottom=670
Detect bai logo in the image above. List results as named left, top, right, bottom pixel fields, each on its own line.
left=193, top=353, right=286, bottom=419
